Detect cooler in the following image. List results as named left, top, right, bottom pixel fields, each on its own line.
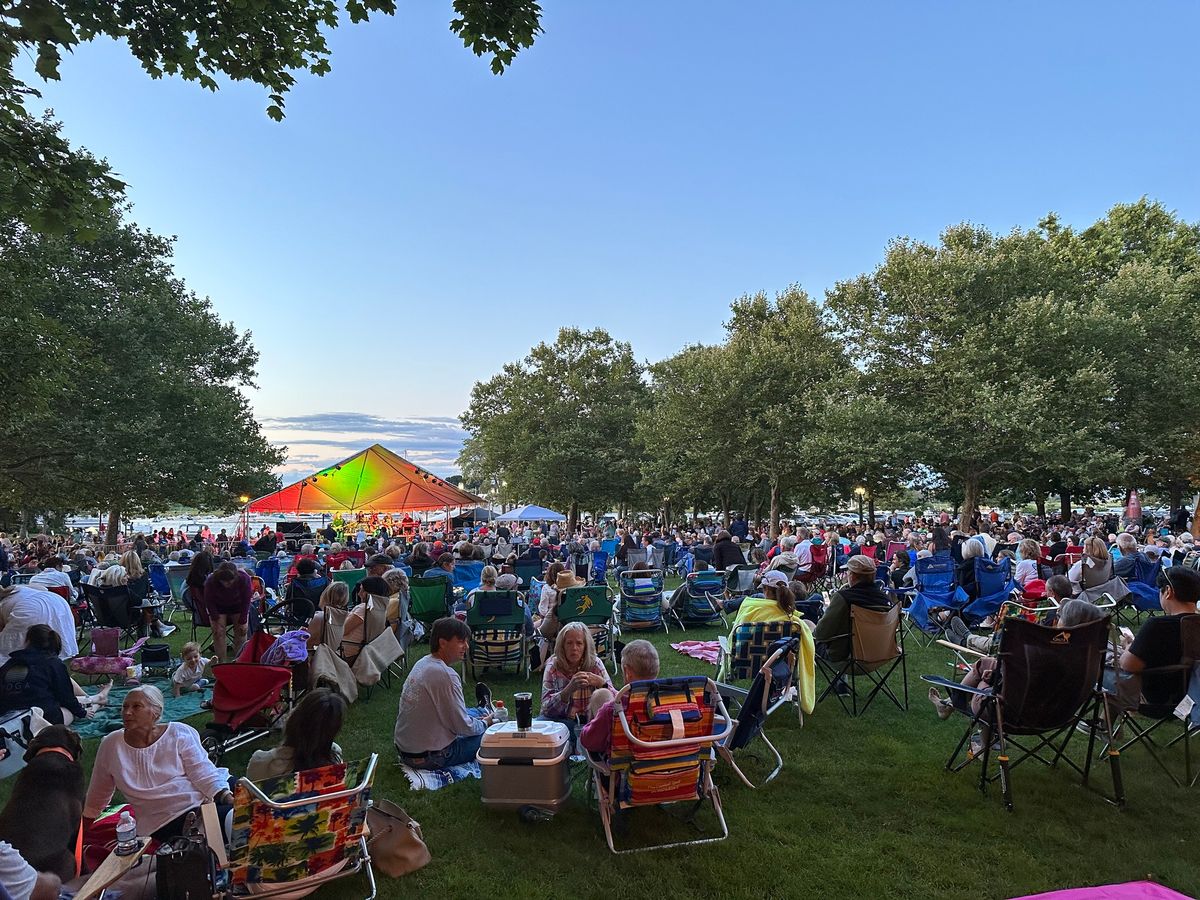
left=477, top=720, right=571, bottom=812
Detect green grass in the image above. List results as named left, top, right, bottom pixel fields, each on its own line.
left=7, top=588, right=1197, bottom=900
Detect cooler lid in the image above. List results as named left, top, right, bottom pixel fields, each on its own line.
left=479, top=720, right=570, bottom=751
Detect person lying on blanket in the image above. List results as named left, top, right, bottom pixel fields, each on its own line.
left=579, top=640, right=659, bottom=757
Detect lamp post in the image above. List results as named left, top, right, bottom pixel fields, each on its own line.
left=238, top=495, right=250, bottom=540
left=855, top=486, right=867, bottom=526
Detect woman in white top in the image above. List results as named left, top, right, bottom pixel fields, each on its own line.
left=1014, top=539, right=1042, bottom=587
left=84, top=685, right=230, bottom=839
left=0, top=585, right=78, bottom=665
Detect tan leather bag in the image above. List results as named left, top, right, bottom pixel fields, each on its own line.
left=366, top=799, right=431, bottom=877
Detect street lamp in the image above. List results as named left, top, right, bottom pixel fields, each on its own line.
left=855, top=486, right=867, bottom=526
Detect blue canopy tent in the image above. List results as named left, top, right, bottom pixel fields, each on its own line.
left=494, top=504, right=567, bottom=522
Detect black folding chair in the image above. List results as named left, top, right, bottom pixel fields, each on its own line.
left=1103, top=614, right=1200, bottom=788
left=81, top=583, right=140, bottom=647
left=717, top=636, right=801, bottom=787
left=922, top=616, right=1123, bottom=811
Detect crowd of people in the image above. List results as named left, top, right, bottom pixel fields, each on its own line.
left=0, top=501, right=1197, bottom=898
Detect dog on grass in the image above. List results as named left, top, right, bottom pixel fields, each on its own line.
left=0, top=724, right=85, bottom=880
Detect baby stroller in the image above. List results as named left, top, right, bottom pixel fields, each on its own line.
left=200, top=631, right=297, bottom=762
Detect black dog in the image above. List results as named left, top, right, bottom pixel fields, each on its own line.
left=0, top=725, right=85, bottom=880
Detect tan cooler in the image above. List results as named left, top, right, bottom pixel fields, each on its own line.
left=477, top=720, right=571, bottom=812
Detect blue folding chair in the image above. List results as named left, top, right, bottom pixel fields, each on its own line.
left=905, top=555, right=960, bottom=641
left=589, top=550, right=610, bottom=585
left=963, top=557, right=1018, bottom=624
left=452, top=560, right=485, bottom=594
left=255, top=556, right=281, bottom=592
left=1122, top=555, right=1163, bottom=623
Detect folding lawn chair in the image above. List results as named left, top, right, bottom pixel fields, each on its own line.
left=558, top=585, right=616, bottom=671
left=1102, top=613, right=1200, bottom=788
left=797, top=544, right=831, bottom=593
left=466, top=591, right=528, bottom=678
left=331, top=567, right=367, bottom=595
left=514, top=561, right=543, bottom=590
left=81, top=583, right=141, bottom=647
left=587, top=675, right=733, bottom=854
left=622, top=549, right=647, bottom=570
left=618, top=569, right=667, bottom=632
left=716, top=621, right=804, bottom=718
left=255, top=556, right=281, bottom=592
left=724, top=564, right=758, bottom=601
left=904, top=555, right=960, bottom=645
left=408, top=576, right=454, bottom=631
left=962, top=556, right=1020, bottom=624
left=716, top=635, right=801, bottom=787
left=678, top=570, right=728, bottom=629
left=921, top=616, right=1123, bottom=811
left=1117, top=555, right=1164, bottom=625
left=816, top=600, right=908, bottom=716
left=589, top=550, right=610, bottom=585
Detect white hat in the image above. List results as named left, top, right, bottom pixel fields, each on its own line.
left=761, top=570, right=789, bottom=587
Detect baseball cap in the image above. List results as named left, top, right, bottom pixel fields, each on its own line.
left=761, top=570, right=789, bottom=587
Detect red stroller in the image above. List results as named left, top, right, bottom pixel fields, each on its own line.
left=200, top=631, right=295, bottom=762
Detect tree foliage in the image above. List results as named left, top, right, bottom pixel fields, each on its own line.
left=0, top=206, right=284, bottom=519
left=1, top=0, right=543, bottom=232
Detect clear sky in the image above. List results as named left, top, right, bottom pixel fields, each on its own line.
left=29, top=1, right=1200, bottom=481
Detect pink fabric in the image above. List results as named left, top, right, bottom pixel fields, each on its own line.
left=1011, top=882, right=1193, bottom=900
left=671, top=640, right=721, bottom=665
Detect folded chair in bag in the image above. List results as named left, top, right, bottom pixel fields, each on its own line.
left=716, top=636, right=801, bottom=787
left=557, top=585, right=616, bottom=671
left=921, top=616, right=1123, bottom=811
left=816, top=602, right=908, bottom=717
left=1103, top=613, right=1200, bottom=788
left=466, top=591, right=527, bottom=678
left=587, top=676, right=733, bottom=854
left=618, top=570, right=667, bottom=633
left=679, top=571, right=727, bottom=629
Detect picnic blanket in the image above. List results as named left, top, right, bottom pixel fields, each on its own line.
left=1011, top=883, right=1194, bottom=899
left=399, top=761, right=481, bottom=791
left=71, top=677, right=206, bottom=739
left=672, top=640, right=722, bottom=665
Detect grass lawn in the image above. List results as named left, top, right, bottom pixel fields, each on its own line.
left=6, top=584, right=1196, bottom=900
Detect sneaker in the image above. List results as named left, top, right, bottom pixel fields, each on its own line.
left=475, top=682, right=492, bottom=709
left=833, top=678, right=852, bottom=697
left=928, top=687, right=954, bottom=720
left=946, top=617, right=970, bottom=645
left=158, top=623, right=177, bottom=637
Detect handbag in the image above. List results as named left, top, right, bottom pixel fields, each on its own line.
left=365, top=799, right=431, bottom=877
left=155, top=809, right=219, bottom=900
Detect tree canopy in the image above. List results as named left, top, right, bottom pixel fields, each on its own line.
left=1, top=0, right=543, bottom=232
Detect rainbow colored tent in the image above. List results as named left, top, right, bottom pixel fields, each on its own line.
left=248, top=444, right=482, bottom=514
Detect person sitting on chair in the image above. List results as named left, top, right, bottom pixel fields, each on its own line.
left=811, top=555, right=892, bottom=664
left=1115, top=566, right=1200, bottom=711
left=729, top=571, right=806, bottom=631
left=246, top=688, right=346, bottom=782
left=1112, top=533, right=1147, bottom=579
left=579, top=640, right=660, bottom=757
left=393, top=618, right=494, bottom=769
left=539, top=622, right=612, bottom=731
left=366, top=554, right=393, bottom=578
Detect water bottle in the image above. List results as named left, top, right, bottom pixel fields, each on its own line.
left=115, top=809, right=138, bottom=855
left=492, top=701, right=508, bottom=724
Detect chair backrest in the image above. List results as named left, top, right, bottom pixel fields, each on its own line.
left=609, top=677, right=722, bottom=806
left=884, top=541, right=907, bottom=562
left=229, top=756, right=377, bottom=889
left=46, top=584, right=71, bottom=602
left=231, top=556, right=257, bottom=573
left=514, top=561, right=542, bottom=589
left=589, top=550, right=610, bottom=583
left=809, top=543, right=830, bottom=570
left=1130, top=554, right=1162, bottom=588
left=601, top=539, right=619, bottom=557
left=408, top=577, right=452, bottom=623
left=728, top=637, right=800, bottom=751
left=466, top=591, right=524, bottom=629
left=623, top=549, right=647, bottom=569
left=165, top=564, right=190, bottom=601
left=83, top=583, right=136, bottom=629
left=850, top=603, right=902, bottom=670
left=1079, top=555, right=1114, bottom=590
left=326, top=550, right=366, bottom=571
left=452, top=560, right=485, bottom=594
left=619, top=570, right=664, bottom=597
left=975, top=556, right=1015, bottom=600
left=558, top=586, right=613, bottom=626
left=727, top=565, right=757, bottom=593
left=995, top=616, right=1110, bottom=732
left=332, top=567, right=367, bottom=594
left=727, top=621, right=799, bottom=682
left=255, top=557, right=281, bottom=590
left=687, top=570, right=725, bottom=597
left=87, top=627, right=121, bottom=658
left=148, top=563, right=171, bottom=595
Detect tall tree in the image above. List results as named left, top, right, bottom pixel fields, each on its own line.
left=460, top=328, right=647, bottom=530
left=1, top=0, right=543, bottom=232
left=0, top=207, right=284, bottom=533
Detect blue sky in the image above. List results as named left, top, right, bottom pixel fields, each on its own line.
left=29, top=1, right=1200, bottom=480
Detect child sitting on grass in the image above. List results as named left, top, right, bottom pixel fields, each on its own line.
left=172, top=641, right=212, bottom=697
left=580, top=640, right=660, bottom=756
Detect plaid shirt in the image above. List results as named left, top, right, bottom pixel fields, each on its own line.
left=540, top=658, right=611, bottom=719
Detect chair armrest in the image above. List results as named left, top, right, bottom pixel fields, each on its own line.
left=935, top=639, right=987, bottom=659
left=920, top=674, right=992, bottom=698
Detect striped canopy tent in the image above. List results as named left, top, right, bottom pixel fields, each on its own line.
left=247, top=444, right=482, bottom=514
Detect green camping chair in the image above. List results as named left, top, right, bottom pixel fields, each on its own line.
left=465, top=591, right=528, bottom=679
left=558, top=585, right=617, bottom=672
left=409, top=576, right=453, bottom=632
left=332, top=567, right=367, bottom=595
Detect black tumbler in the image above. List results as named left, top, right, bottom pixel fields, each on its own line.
left=514, top=692, right=533, bottom=730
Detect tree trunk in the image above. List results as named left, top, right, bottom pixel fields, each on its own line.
left=662, top=499, right=671, bottom=530
left=868, top=496, right=876, bottom=529
left=1169, top=482, right=1184, bottom=518
left=721, top=493, right=731, bottom=529
left=1034, top=490, right=1046, bottom=519
left=768, top=477, right=780, bottom=539
left=105, top=508, right=121, bottom=548
left=1059, top=490, right=1072, bottom=521
left=959, top=477, right=980, bottom=530
left=568, top=500, right=579, bottom=535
